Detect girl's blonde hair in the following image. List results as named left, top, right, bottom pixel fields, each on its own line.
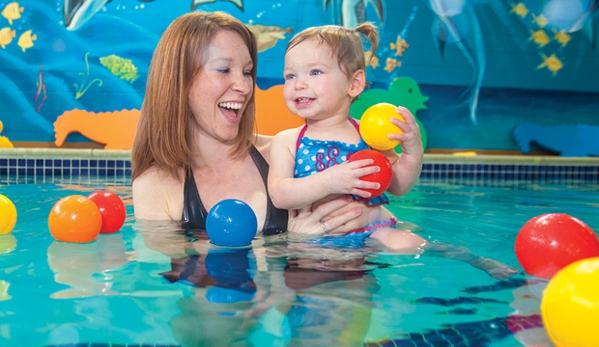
left=286, top=23, right=379, bottom=79
left=131, top=11, right=258, bottom=182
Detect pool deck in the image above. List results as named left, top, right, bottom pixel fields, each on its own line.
left=0, top=148, right=597, bottom=165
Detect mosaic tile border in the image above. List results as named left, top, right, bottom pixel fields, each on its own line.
left=0, top=149, right=597, bottom=186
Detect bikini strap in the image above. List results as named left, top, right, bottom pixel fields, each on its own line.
left=295, top=124, right=308, bottom=151
left=349, top=117, right=360, bottom=132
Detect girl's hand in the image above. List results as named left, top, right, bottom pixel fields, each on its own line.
left=318, top=158, right=380, bottom=199
left=287, top=196, right=363, bottom=235
left=388, top=106, right=423, bottom=157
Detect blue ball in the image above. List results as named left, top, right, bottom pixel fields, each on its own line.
left=206, top=199, right=258, bottom=247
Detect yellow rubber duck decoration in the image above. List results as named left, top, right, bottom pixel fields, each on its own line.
left=0, top=121, right=14, bottom=148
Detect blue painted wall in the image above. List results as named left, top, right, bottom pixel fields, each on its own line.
left=0, top=0, right=598, bottom=152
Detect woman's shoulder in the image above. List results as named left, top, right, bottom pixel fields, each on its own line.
left=132, top=165, right=185, bottom=220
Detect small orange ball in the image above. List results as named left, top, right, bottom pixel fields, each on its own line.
left=48, top=195, right=102, bottom=243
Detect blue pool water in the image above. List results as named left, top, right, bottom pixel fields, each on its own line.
left=0, top=177, right=597, bottom=347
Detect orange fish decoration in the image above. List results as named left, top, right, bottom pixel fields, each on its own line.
left=364, top=51, right=379, bottom=69
left=390, top=36, right=409, bottom=57
left=384, top=57, right=401, bottom=73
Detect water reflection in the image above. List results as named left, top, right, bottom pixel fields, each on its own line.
left=47, top=233, right=128, bottom=298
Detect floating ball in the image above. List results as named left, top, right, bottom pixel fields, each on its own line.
left=0, top=194, right=17, bottom=234
left=359, top=103, right=404, bottom=151
left=48, top=195, right=102, bottom=243
left=348, top=149, right=392, bottom=197
left=515, top=213, right=599, bottom=279
left=87, top=190, right=126, bottom=233
left=541, top=257, right=599, bottom=347
left=206, top=199, right=257, bottom=247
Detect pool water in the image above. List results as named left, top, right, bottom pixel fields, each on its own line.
left=0, top=178, right=597, bottom=347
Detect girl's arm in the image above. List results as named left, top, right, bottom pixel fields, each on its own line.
left=384, top=106, right=424, bottom=197
left=268, top=129, right=379, bottom=210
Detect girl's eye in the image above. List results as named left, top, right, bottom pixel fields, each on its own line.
left=284, top=73, right=296, bottom=80
left=310, top=70, right=322, bottom=76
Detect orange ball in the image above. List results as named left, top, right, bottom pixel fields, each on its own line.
left=48, top=195, right=102, bottom=243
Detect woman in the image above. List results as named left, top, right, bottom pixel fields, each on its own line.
left=131, top=11, right=365, bottom=236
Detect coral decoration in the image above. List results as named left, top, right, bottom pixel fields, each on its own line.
left=254, top=85, right=304, bottom=136
left=53, top=109, right=140, bottom=150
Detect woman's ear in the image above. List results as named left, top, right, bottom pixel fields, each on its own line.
left=348, top=69, right=366, bottom=98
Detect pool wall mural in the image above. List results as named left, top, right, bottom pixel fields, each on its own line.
left=0, top=0, right=598, bottom=155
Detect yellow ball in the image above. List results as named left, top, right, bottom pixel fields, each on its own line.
left=359, top=103, right=404, bottom=151
left=541, top=256, right=599, bottom=347
left=0, top=194, right=17, bottom=235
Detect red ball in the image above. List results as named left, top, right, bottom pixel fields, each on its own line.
left=515, top=213, right=599, bottom=279
left=87, top=190, right=126, bottom=233
left=348, top=149, right=392, bottom=197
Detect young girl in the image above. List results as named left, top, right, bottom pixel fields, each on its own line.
left=268, top=23, right=426, bottom=251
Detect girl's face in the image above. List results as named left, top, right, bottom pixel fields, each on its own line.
left=283, top=38, right=360, bottom=121
left=188, top=30, right=254, bottom=143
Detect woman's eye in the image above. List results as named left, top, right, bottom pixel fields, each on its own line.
left=243, top=70, right=252, bottom=77
left=217, top=68, right=230, bottom=74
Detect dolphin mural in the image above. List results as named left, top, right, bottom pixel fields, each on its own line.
left=425, top=0, right=510, bottom=125
left=63, top=0, right=244, bottom=31
left=324, top=0, right=384, bottom=28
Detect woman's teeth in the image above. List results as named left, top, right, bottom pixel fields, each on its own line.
left=218, top=102, right=242, bottom=110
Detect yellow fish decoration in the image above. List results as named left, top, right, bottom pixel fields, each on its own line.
left=384, top=57, right=401, bottom=73
left=364, top=51, right=379, bottom=69
left=552, top=29, right=571, bottom=47
left=1, top=2, right=23, bottom=25
left=0, top=27, right=16, bottom=49
left=536, top=52, right=563, bottom=77
left=390, top=36, right=409, bottom=57
left=511, top=2, right=529, bottom=18
left=532, top=13, right=548, bottom=28
left=17, top=29, right=35, bottom=52
left=529, top=29, right=550, bottom=48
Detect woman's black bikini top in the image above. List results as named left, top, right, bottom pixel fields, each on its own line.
left=181, top=145, right=288, bottom=236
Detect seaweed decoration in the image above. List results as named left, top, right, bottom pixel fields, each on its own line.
left=74, top=52, right=103, bottom=99
left=35, top=64, right=47, bottom=113
left=99, top=54, right=139, bottom=83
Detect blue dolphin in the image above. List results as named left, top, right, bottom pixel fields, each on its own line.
left=324, top=0, right=385, bottom=28
left=63, top=0, right=244, bottom=31
left=425, top=0, right=510, bottom=124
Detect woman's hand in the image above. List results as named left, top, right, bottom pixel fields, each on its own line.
left=287, top=196, right=363, bottom=235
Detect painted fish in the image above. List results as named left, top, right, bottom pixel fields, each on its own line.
left=0, top=27, right=16, bottom=49
left=536, top=52, right=563, bottom=76
left=364, top=51, right=379, bottom=69
left=63, top=0, right=244, bottom=31
left=384, top=57, right=400, bottom=72
left=528, top=29, right=550, bottom=47
left=245, top=23, right=292, bottom=52
left=17, top=30, right=36, bottom=52
left=389, top=35, right=409, bottom=57
left=511, top=2, right=529, bottom=18
left=1, top=2, right=23, bottom=25
left=552, top=29, right=571, bottom=47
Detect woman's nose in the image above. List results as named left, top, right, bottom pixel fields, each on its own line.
left=232, top=74, right=251, bottom=94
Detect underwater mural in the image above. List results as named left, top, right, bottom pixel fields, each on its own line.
left=0, top=0, right=597, bottom=152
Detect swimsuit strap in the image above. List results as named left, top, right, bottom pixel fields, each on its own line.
left=295, top=117, right=360, bottom=151
left=295, top=124, right=308, bottom=151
